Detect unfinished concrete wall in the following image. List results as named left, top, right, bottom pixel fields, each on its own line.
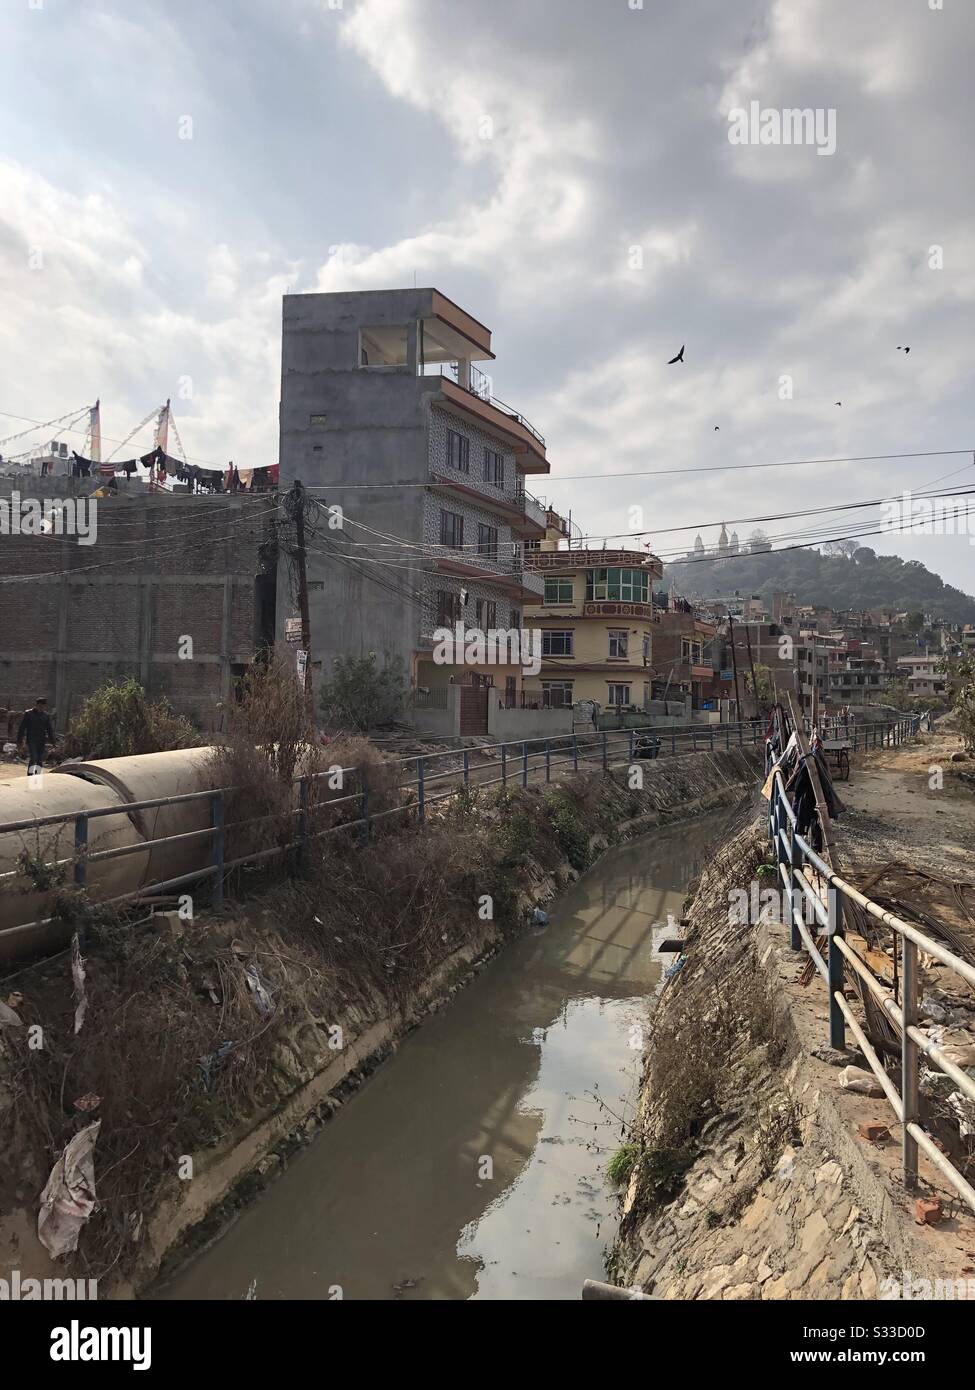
left=277, top=292, right=435, bottom=695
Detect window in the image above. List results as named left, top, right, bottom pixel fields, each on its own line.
left=607, top=683, right=631, bottom=707
left=475, top=598, right=497, bottom=629
left=477, top=523, right=498, bottom=559
left=544, top=576, right=574, bottom=604
left=681, top=638, right=703, bottom=664
left=436, top=590, right=462, bottom=626
left=542, top=630, right=574, bottom=657
left=608, top=629, right=629, bottom=659
left=585, top=567, right=650, bottom=603
left=642, top=633, right=651, bottom=665
left=447, top=429, right=470, bottom=473
left=483, top=448, right=504, bottom=488
left=542, top=681, right=574, bottom=709
left=440, top=509, right=464, bottom=548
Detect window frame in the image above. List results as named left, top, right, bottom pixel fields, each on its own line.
left=436, top=589, right=462, bottom=627
left=477, top=522, right=499, bottom=560
left=542, top=629, right=574, bottom=657
left=606, top=683, right=631, bottom=707
left=475, top=598, right=498, bottom=630
left=543, top=576, right=574, bottom=604
left=608, top=629, right=629, bottom=660
left=483, top=447, right=505, bottom=489
left=585, top=567, right=650, bottom=603
left=446, top=428, right=470, bottom=474
left=439, top=509, right=465, bottom=549
left=541, top=680, right=574, bottom=709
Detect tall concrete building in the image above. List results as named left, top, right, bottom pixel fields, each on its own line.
left=277, top=288, right=550, bottom=726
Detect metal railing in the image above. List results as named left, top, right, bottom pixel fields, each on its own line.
left=0, top=719, right=770, bottom=953
left=766, top=710, right=975, bottom=1214
left=2, top=712, right=940, bottom=958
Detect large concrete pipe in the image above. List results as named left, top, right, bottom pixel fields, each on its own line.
left=0, top=773, right=150, bottom=965
left=59, top=747, right=223, bottom=890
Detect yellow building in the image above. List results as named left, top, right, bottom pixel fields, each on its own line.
left=522, top=512, right=664, bottom=711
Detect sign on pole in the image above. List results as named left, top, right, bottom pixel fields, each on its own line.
left=285, top=616, right=302, bottom=645
left=296, top=649, right=308, bottom=687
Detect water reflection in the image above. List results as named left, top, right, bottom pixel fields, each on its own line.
left=159, top=812, right=727, bottom=1302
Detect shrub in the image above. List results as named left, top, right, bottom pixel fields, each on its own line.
left=62, top=678, right=200, bottom=759
left=547, top=793, right=590, bottom=871
left=319, top=652, right=406, bottom=731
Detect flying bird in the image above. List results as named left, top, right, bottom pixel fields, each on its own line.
left=667, top=345, right=685, bottom=364
left=835, top=401, right=842, bottom=407
left=897, top=345, right=911, bottom=353
left=714, top=426, right=720, bottom=431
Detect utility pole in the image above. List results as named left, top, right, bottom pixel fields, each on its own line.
left=727, top=610, right=744, bottom=723
left=291, top=479, right=314, bottom=715
left=743, top=619, right=760, bottom=717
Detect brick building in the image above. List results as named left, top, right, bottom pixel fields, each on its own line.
left=0, top=480, right=272, bottom=732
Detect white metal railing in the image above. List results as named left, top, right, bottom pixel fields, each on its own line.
left=766, top=710, right=975, bottom=1213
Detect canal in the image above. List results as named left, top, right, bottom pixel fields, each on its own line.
left=160, top=810, right=729, bottom=1301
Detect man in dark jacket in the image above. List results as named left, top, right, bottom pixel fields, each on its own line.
left=16, top=698, right=57, bottom=774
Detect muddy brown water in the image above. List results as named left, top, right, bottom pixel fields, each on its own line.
left=160, top=811, right=730, bottom=1301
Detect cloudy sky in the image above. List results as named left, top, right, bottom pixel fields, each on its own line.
left=1, top=0, right=973, bottom=589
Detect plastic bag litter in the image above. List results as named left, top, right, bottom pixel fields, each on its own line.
left=245, top=964, right=275, bottom=1018
left=837, top=1065, right=884, bottom=1097
left=37, top=1121, right=101, bottom=1259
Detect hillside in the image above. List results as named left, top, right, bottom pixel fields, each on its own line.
left=663, top=544, right=975, bottom=624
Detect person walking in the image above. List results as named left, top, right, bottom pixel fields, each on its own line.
left=16, top=698, right=57, bottom=774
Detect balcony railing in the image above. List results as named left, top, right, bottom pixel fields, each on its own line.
left=425, top=364, right=546, bottom=448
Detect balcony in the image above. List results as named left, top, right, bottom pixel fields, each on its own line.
left=427, top=370, right=549, bottom=474
left=524, top=546, right=664, bottom=580
left=429, top=471, right=546, bottom=537
left=515, top=485, right=547, bottom=534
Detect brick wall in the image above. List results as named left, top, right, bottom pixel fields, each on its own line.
left=0, top=489, right=270, bottom=731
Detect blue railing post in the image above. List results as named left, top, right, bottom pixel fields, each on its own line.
left=417, top=758, right=425, bottom=823
left=463, top=749, right=470, bottom=787
left=572, top=735, right=578, bottom=772
left=522, top=743, right=529, bottom=788
left=788, top=816, right=802, bottom=951
left=602, top=732, right=608, bottom=770
left=692, top=728, right=697, bottom=753
left=501, top=743, right=507, bottom=787
left=73, top=812, right=88, bottom=889
left=709, top=727, right=715, bottom=752
left=360, top=771, right=370, bottom=846
left=671, top=729, right=676, bottom=754
left=827, top=887, right=845, bottom=1049
left=545, top=741, right=551, bottom=782
left=628, top=729, right=634, bottom=763
left=211, top=791, right=224, bottom=910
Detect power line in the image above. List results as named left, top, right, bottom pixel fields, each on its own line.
left=302, top=446, right=973, bottom=489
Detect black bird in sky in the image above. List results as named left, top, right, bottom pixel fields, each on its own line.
left=835, top=401, right=842, bottom=406
left=714, top=426, right=719, bottom=431
left=897, top=345, right=911, bottom=353
left=667, top=345, right=685, bottom=364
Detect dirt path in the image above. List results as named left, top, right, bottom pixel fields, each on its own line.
left=835, top=726, right=975, bottom=884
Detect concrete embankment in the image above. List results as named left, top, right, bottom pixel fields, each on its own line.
left=0, top=746, right=758, bottom=1297
left=614, top=803, right=975, bottom=1300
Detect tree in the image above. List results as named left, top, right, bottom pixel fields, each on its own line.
left=744, top=662, right=776, bottom=710
left=943, top=653, right=975, bottom=751
left=319, top=652, right=406, bottom=731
